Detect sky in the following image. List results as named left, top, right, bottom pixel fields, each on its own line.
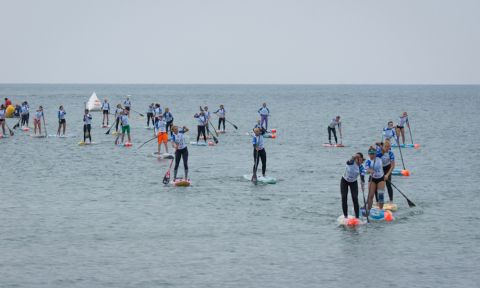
left=0, top=0, right=479, bottom=84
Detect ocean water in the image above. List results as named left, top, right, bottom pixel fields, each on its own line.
left=0, top=84, right=479, bottom=288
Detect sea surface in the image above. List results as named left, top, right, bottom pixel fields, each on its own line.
left=0, top=84, right=479, bottom=288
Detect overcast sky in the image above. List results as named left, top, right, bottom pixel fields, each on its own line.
left=0, top=0, right=478, bottom=84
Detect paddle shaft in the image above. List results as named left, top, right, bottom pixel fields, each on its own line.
left=252, top=136, right=260, bottom=184
left=214, top=113, right=238, bottom=129
left=163, top=158, right=174, bottom=184
left=361, top=182, right=370, bottom=223
left=137, top=136, right=156, bottom=150
left=387, top=180, right=416, bottom=207
left=396, top=137, right=406, bottom=170
left=130, top=108, right=144, bottom=117
left=407, top=120, right=414, bottom=145
left=5, top=121, right=14, bottom=136
left=42, top=113, right=47, bottom=137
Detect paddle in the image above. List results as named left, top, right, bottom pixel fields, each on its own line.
left=42, top=111, right=47, bottom=137
left=163, top=158, right=174, bottom=184
left=207, top=121, right=219, bottom=144
left=251, top=135, right=259, bottom=185
left=5, top=121, right=14, bottom=136
left=395, top=137, right=406, bottom=170
left=137, top=136, right=156, bottom=150
left=407, top=119, right=414, bottom=145
left=105, top=120, right=116, bottom=135
left=387, top=180, right=416, bottom=207
left=13, top=118, right=21, bottom=130
left=361, top=182, right=370, bottom=223
left=130, top=108, right=144, bottom=117
left=214, top=113, right=238, bottom=130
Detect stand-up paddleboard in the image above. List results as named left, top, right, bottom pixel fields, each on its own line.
left=361, top=207, right=394, bottom=221
left=22, top=127, right=30, bottom=132
left=322, top=143, right=345, bottom=148
left=78, top=141, right=96, bottom=146
left=101, top=125, right=109, bottom=128
left=243, top=174, right=277, bottom=184
left=208, top=141, right=216, bottom=146
left=337, top=215, right=365, bottom=227
left=392, top=143, right=420, bottom=149
left=145, top=126, right=154, bottom=130
left=218, top=130, right=226, bottom=134
left=30, top=134, right=47, bottom=138
left=264, top=133, right=277, bottom=139
left=48, top=134, right=76, bottom=138
left=152, top=152, right=174, bottom=159
left=392, top=168, right=411, bottom=176
left=0, top=134, right=10, bottom=139
left=116, top=142, right=132, bottom=147
left=375, top=203, right=398, bottom=212
left=171, top=179, right=191, bottom=187
left=190, top=141, right=208, bottom=146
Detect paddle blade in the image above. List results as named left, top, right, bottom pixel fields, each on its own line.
left=407, top=199, right=416, bottom=208
left=13, top=122, right=19, bottom=129
left=105, top=129, right=111, bottom=135
left=233, top=124, right=238, bottom=130
left=163, top=172, right=170, bottom=184
left=213, top=135, right=218, bottom=144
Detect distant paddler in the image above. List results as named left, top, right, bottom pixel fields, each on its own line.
left=214, top=105, right=226, bottom=131
left=396, top=112, right=410, bottom=145
left=328, top=116, right=342, bottom=145
left=0, top=104, right=6, bottom=136
left=365, top=146, right=385, bottom=211
left=252, top=127, right=267, bottom=180
left=57, top=105, right=67, bottom=136
left=193, top=111, right=207, bottom=143
left=382, top=121, right=397, bottom=142
left=154, top=114, right=169, bottom=154
left=376, top=140, right=395, bottom=203
left=119, top=109, right=132, bottom=145
left=33, top=106, right=44, bottom=135
left=83, top=109, right=92, bottom=143
left=101, top=99, right=110, bottom=127
left=123, top=96, right=132, bottom=113
left=171, top=125, right=189, bottom=180
left=114, top=104, right=123, bottom=133
left=340, top=153, right=366, bottom=219
left=258, top=102, right=270, bottom=130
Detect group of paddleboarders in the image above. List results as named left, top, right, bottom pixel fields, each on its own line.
left=339, top=112, right=414, bottom=221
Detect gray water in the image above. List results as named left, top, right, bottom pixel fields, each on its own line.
left=0, top=84, right=479, bottom=288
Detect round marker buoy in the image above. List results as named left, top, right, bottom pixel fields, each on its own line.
left=271, top=134, right=277, bottom=139
left=384, top=211, right=394, bottom=222
left=414, top=144, right=420, bottom=149
left=270, top=129, right=277, bottom=133
left=401, top=170, right=410, bottom=176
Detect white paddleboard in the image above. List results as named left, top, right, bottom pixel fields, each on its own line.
left=243, top=174, right=277, bottom=184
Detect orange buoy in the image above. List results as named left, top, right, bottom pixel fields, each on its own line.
left=414, top=144, right=420, bottom=149
left=401, top=170, right=410, bottom=176
left=347, top=218, right=360, bottom=226
left=271, top=134, right=276, bottom=139
left=384, top=211, right=394, bottom=222
left=270, top=129, right=277, bottom=133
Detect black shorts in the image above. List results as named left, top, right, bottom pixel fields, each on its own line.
left=0, top=119, right=4, bottom=123
left=125, top=107, right=131, bottom=111
left=396, top=125, right=404, bottom=129
left=59, top=119, right=66, bottom=124
left=371, top=177, right=384, bottom=184
left=103, top=110, right=109, bottom=115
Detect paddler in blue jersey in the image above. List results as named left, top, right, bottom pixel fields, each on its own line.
left=365, top=146, right=385, bottom=211
left=376, top=140, right=395, bottom=203
left=258, top=103, right=270, bottom=130
left=340, top=153, right=365, bottom=219
left=252, top=128, right=267, bottom=177
left=57, top=105, right=66, bottom=136
left=171, top=125, right=189, bottom=180
left=382, top=121, right=397, bottom=143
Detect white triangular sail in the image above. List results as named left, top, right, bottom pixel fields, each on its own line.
left=86, top=91, right=102, bottom=111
